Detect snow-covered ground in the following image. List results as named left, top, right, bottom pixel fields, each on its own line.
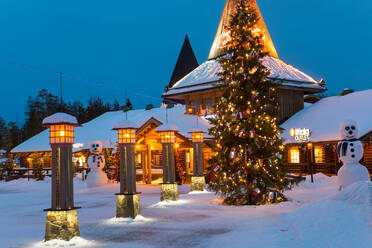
left=0, top=174, right=371, bottom=248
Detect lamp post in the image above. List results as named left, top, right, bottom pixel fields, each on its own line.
left=189, top=129, right=206, bottom=192
left=113, top=121, right=140, bottom=219
left=42, top=113, right=80, bottom=242
left=156, top=124, right=179, bottom=201
left=307, top=143, right=314, bottom=183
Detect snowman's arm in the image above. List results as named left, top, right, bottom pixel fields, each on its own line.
left=337, top=142, right=341, bottom=158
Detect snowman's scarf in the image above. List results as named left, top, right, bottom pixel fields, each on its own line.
left=337, top=138, right=358, bottom=157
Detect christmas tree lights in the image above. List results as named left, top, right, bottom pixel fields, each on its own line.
left=208, top=1, right=289, bottom=205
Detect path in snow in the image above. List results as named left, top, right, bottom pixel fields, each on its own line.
left=0, top=174, right=371, bottom=248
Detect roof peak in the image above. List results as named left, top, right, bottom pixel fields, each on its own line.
left=166, top=34, right=199, bottom=91
left=208, top=0, right=278, bottom=60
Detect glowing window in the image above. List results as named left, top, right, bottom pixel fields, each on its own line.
left=314, top=146, right=324, bottom=164
left=289, top=148, right=300, bottom=164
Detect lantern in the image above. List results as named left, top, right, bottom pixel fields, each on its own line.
left=188, top=129, right=206, bottom=192
left=112, top=121, right=140, bottom=219
left=42, top=113, right=80, bottom=242
left=113, top=122, right=137, bottom=144
left=189, top=129, right=206, bottom=143
left=44, top=114, right=79, bottom=144
left=156, top=124, right=179, bottom=201
left=157, top=125, right=178, bottom=144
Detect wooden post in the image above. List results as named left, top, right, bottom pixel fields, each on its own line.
left=147, top=145, right=152, bottom=184
left=119, top=144, right=136, bottom=194
left=307, top=145, right=314, bottom=183
left=190, top=141, right=206, bottom=191
left=43, top=114, right=80, bottom=242
left=141, top=151, right=147, bottom=183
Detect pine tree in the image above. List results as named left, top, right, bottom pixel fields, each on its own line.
left=209, top=1, right=288, bottom=205
left=112, top=100, right=121, bottom=111
left=0, top=117, right=8, bottom=150
left=123, top=98, right=133, bottom=112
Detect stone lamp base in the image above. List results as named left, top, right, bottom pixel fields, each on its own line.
left=161, top=183, right=179, bottom=201
left=116, top=193, right=141, bottom=219
left=191, top=176, right=206, bottom=192
left=44, top=209, right=80, bottom=242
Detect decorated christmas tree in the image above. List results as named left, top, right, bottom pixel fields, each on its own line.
left=209, top=1, right=288, bottom=205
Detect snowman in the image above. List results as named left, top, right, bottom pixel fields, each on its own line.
left=337, top=120, right=370, bottom=189
left=86, top=141, right=108, bottom=188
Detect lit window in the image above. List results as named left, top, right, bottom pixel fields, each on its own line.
left=203, top=99, right=214, bottom=114
left=289, top=148, right=300, bottom=164
left=314, top=146, right=324, bottom=164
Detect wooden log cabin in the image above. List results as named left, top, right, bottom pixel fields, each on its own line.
left=281, top=89, right=372, bottom=176
left=163, top=0, right=326, bottom=123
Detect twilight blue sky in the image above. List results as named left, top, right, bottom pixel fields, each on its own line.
left=1, top=0, right=372, bottom=123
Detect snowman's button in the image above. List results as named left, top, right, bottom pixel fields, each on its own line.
left=351, top=149, right=355, bottom=152
left=350, top=143, right=354, bottom=146
left=352, top=155, right=355, bottom=158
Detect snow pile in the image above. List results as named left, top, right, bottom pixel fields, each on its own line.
left=103, top=215, right=153, bottom=225
left=281, top=89, right=372, bottom=143
left=30, top=237, right=96, bottom=248
left=282, top=181, right=372, bottom=248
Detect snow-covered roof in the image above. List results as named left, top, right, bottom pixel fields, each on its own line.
left=164, top=57, right=325, bottom=97
left=281, top=90, right=372, bottom=143
left=42, top=113, right=79, bottom=126
left=11, top=105, right=212, bottom=153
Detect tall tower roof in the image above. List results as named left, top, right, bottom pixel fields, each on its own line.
left=208, top=0, right=278, bottom=60
left=167, top=35, right=199, bottom=91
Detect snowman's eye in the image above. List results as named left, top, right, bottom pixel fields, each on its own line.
left=345, top=127, right=350, bottom=131
left=351, top=126, right=356, bottom=130
left=92, top=145, right=95, bottom=147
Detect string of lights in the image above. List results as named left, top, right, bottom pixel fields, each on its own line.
left=0, top=58, right=178, bottom=104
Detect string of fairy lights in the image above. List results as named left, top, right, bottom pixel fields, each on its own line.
left=0, top=58, right=179, bottom=105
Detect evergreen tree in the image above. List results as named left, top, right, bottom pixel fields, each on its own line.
left=208, top=1, right=288, bottom=205
left=123, top=98, right=133, bottom=112
left=145, top=103, right=154, bottom=110
left=0, top=117, right=8, bottom=150
left=112, top=100, right=121, bottom=111
left=86, top=96, right=109, bottom=121
left=6, top=122, right=22, bottom=150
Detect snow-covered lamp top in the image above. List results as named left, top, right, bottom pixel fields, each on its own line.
left=112, top=120, right=138, bottom=130
left=188, top=128, right=206, bottom=143
left=42, top=113, right=79, bottom=126
left=156, top=124, right=178, bottom=144
left=113, top=120, right=138, bottom=144
left=43, top=113, right=79, bottom=144
left=156, top=124, right=178, bottom=133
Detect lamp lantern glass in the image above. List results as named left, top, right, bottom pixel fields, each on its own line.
left=117, top=128, right=136, bottom=144
left=191, top=132, right=204, bottom=143
left=48, top=124, right=75, bottom=144
left=159, top=131, right=176, bottom=144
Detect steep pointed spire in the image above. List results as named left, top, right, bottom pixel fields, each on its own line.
left=208, top=0, right=278, bottom=60
left=166, top=35, right=199, bottom=91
